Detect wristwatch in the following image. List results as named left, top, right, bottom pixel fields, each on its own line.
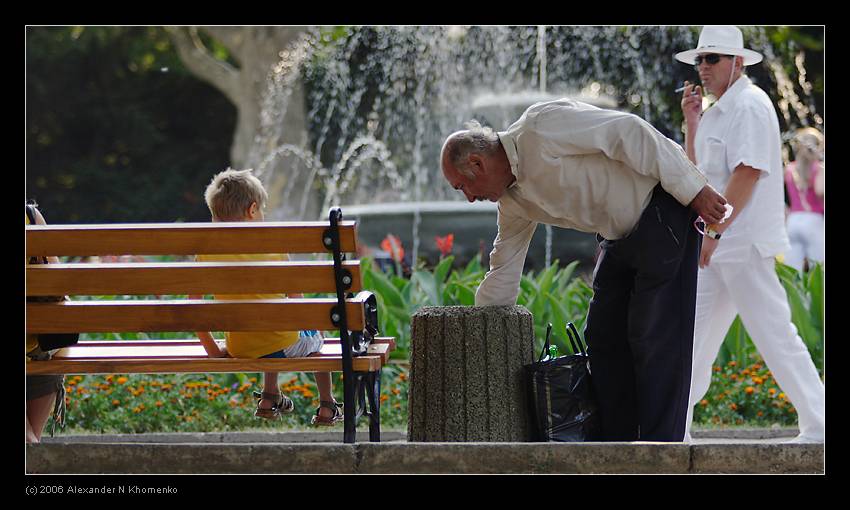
left=704, top=226, right=722, bottom=240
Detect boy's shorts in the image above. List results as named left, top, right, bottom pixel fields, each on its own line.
left=260, top=330, right=324, bottom=359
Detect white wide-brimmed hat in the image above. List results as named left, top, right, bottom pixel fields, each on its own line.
left=675, top=26, right=763, bottom=66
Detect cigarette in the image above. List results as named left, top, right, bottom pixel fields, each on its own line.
left=675, top=85, right=699, bottom=95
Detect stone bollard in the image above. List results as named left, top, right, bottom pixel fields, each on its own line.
left=408, top=305, right=536, bottom=442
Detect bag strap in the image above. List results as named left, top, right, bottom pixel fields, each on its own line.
left=566, top=322, right=587, bottom=356
left=537, top=323, right=553, bottom=362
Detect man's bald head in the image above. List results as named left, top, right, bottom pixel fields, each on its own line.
left=440, top=120, right=501, bottom=179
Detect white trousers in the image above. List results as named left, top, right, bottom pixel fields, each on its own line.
left=786, top=212, right=824, bottom=271
left=684, top=246, right=825, bottom=440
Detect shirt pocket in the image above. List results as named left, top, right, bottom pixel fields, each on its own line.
left=701, top=136, right=729, bottom=184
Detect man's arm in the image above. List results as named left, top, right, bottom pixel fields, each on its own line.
left=699, top=164, right=761, bottom=268
left=475, top=208, right=537, bottom=307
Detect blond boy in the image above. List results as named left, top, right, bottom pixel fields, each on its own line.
left=191, top=168, right=342, bottom=425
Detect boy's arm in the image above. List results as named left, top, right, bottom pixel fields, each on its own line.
left=188, top=293, right=228, bottom=357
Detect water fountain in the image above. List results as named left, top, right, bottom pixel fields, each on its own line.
left=249, top=26, right=822, bottom=270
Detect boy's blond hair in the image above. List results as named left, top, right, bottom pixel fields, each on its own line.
left=204, top=168, right=268, bottom=221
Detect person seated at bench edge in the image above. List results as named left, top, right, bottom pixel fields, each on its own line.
left=190, top=168, right=343, bottom=426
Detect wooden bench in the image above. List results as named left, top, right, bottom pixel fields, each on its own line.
left=26, top=208, right=394, bottom=443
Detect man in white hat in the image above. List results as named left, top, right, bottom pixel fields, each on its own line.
left=676, top=25, right=825, bottom=443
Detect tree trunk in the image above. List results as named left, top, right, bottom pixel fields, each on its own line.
left=167, top=26, right=312, bottom=218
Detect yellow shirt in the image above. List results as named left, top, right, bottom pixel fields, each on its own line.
left=195, top=253, right=299, bottom=359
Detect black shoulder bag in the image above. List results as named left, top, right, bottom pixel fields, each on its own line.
left=523, top=322, right=601, bottom=442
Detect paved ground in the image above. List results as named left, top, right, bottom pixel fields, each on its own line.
left=26, top=427, right=824, bottom=474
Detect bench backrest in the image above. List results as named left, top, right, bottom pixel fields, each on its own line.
left=26, top=220, right=371, bottom=336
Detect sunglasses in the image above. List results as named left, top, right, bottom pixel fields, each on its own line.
left=694, top=53, right=733, bottom=67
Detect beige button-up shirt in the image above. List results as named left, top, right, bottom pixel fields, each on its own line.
left=476, top=98, right=707, bottom=306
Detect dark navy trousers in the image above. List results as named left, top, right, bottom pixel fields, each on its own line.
left=584, top=185, right=701, bottom=442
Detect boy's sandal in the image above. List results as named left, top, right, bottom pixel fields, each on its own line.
left=252, top=391, right=294, bottom=420
left=311, top=401, right=344, bottom=427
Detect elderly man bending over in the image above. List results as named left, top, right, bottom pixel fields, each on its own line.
left=440, top=98, right=728, bottom=441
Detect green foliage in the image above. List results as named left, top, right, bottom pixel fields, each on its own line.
left=26, top=26, right=235, bottom=223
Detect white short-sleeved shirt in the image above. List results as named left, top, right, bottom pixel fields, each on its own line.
left=694, top=76, right=790, bottom=263
left=475, top=98, right=707, bottom=306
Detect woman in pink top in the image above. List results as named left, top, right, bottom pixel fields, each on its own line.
left=784, top=127, right=825, bottom=271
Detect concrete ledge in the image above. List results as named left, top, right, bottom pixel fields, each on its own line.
left=26, top=439, right=823, bottom=474
left=357, top=442, right=691, bottom=474
left=691, top=443, right=824, bottom=474
left=26, top=443, right=358, bottom=474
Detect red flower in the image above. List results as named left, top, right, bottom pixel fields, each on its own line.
left=380, top=234, right=405, bottom=263
left=435, top=233, right=454, bottom=257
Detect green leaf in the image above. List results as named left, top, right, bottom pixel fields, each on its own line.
left=365, top=267, right=405, bottom=309
left=434, top=255, right=454, bottom=285
left=412, top=270, right=440, bottom=306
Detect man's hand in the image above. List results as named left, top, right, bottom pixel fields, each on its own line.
left=689, top=185, right=728, bottom=225
left=680, top=81, right=703, bottom=126
left=699, top=236, right=719, bottom=268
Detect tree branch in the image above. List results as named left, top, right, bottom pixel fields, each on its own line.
left=165, top=26, right=241, bottom=106
left=200, top=26, right=247, bottom=64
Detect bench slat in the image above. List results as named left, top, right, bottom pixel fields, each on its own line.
left=25, top=356, right=383, bottom=375
left=26, top=221, right=357, bottom=257
left=26, top=260, right=362, bottom=296
left=26, top=298, right=367, bottom=333
left=50, top=340, right=393, bottom=363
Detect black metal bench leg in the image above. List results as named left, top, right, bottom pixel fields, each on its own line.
left=342, top=370, right=356, bottom=444
left=365, top=370, right=381, bottom=442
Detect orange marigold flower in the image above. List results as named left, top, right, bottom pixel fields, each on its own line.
left=730, top=374, right=738, bottom=381
left=757, top=411, right=763, bottom=417
left=117, top=377, right=128, bottom=385
left=728, top=361, right=737, bottom=367
left=399, top=373, right=408, bottom=382
left=380, top=394, right=389, bottom=403
left=742, top=369, right=751, bottom=376
left=729, top=403, right=738, bottom=411
left=745, top=386, right=754, bottom=394
left=753, top=363, right=763, bottom=370
left=768, top=388, right=777, bottom=396
left=68, top=380, right=77, bottom=386
left=700, top=399, right=709, bottom=407
left=779, top=393, right=787, bottom=400
left=713, top=366, right=721, bottom=372
left=155, top=401, right=163, bottom=407
left=391, top=388, right=401, bottom=396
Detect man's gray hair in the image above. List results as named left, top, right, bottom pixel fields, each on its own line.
left=444, top=120, right=501, bottom=178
